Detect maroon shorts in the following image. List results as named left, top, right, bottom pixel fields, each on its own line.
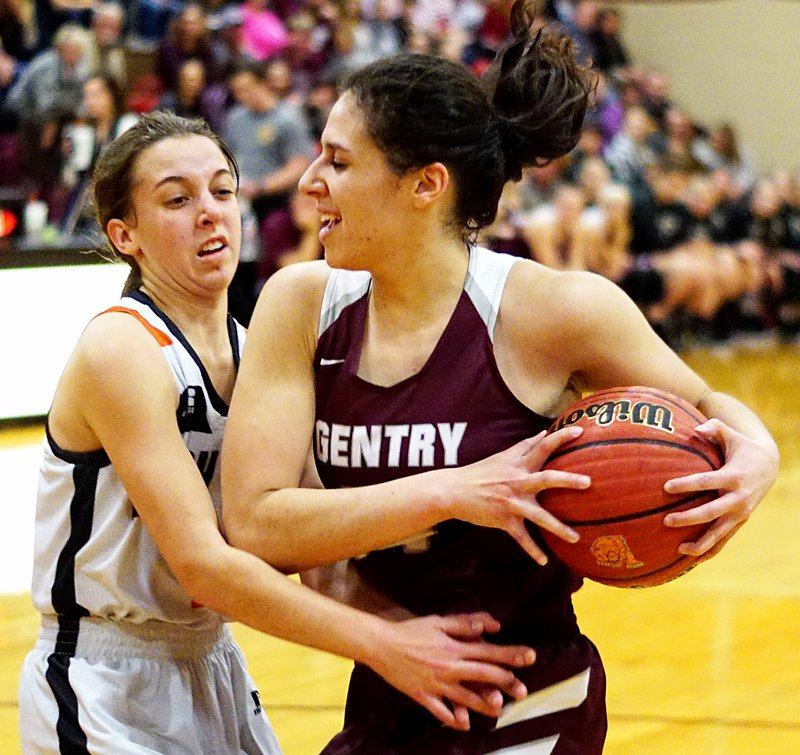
left=320, top=635, right=607, bottom=755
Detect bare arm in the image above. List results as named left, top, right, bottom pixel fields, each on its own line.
left=54, top=313, right=536, bottom=730
left=663, top=391, right=779, bottom=558
left=221, top=262, right=589, bottom=573
left=496, top=262, right=779, bottom=557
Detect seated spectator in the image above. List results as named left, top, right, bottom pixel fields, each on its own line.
left=157, top=57, right=228, bottom=132
left=560, top=0, right=599, bottom=66
left=745, top=176, right=788, bottom=251
left=302, top=70, right=337, bottom=142
left=4, top=22, right=93, bottom=202
left=125, top=71, right=165, bottom=114
left=391, top=0, right=418, bottom=48
left=585, top=180, right=633, bottom=281
left=517, top=160, right=567, bottom=212
left=575, top=154, right=613, bottom=208
left=521, top=183, right=602, bottom=270
left=317, top=18, right=362, bottom=84
left=781, top=172, right=800, bottom=253
left=640, top=68, right=673, bottom=130
left=60, top=72, right=138, bottom=234
left=652, top=106, right=705, bottom=175
left=587, top=70, right=624, bottom=148
left=156, top=2, right=222, bottom=91
left=628, top=164, right=692, bottom=254
left=87, top=1, right=127, bottom=91
left=592, top=5, right=630, bottom=74
left=693, top=121, right=757, bottom=195
left=563, top=123, right=605, bottom=183
left=604, top=104, right=658, bottom=187
left=460, top=0, right=514, bottom=70
left=477, top=181, right=533, bottom=260
left=282, top=7, right=337, bottom=95
left=265, top=55, right=299, bottom=106
left=239, top=0, right=290, bottom=62
left=347, top=0, right=404, bottom=69
left=680, top=173, right=749, bottom=245
left=708, top=166, right=752, bottom=243
left=206, top=6, right=245, bottom=78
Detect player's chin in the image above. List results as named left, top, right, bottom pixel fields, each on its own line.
left=323, top=244, right=361, bottom=272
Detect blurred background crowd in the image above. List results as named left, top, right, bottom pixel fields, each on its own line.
left=1, top=0, right=799, bottom=345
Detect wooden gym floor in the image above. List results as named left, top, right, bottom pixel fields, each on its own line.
left=1, top=342, right=798, bottom=754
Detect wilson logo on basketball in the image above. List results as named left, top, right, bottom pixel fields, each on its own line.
left=551, top=399, right=675, bottom=434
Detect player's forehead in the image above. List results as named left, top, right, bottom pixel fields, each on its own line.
left=131, top=135, right=232, bottom=189
left=320, top=93, right=370, bottom=153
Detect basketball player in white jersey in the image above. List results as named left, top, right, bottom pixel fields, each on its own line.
left=18, top=111, right=561, bottom=753
left=221, top=3, right=779, bottom=752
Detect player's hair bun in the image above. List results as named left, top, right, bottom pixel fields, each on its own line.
left=482, top=1, right=595, bottom=182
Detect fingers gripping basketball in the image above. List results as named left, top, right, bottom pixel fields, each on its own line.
left=538, top=387, right=724, bottom=588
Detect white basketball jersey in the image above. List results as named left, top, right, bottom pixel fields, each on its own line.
left=29, top=291, right=245, bottom=630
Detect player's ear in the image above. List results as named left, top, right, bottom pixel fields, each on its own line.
left=106, top=218, right=139, bottom=258
left=410, top=162, right=449, bottom=209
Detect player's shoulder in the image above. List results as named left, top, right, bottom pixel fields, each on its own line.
left=251, top=261, right=336, bottom=339
left=261, top=260, right=332, bottom=303
left=75, top=307, right=172, bottom=379
left=52, top=307, right=177, bottom=438
left=505, top=260, right=630, bottom=324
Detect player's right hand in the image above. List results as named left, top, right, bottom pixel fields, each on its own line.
left=434, top=427, right=590, bottom=565
left=367, top=612, right=534, bottom=730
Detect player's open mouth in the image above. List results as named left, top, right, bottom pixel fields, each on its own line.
left=319, top=213, right=340, bottom=237
left=198, top=238, right=226, bottom=257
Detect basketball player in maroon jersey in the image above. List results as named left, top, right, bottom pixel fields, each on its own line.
left=222, top=2, right=779, bottom=751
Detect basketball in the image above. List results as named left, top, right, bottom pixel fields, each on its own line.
left=538, top=386, right=724, bottom=588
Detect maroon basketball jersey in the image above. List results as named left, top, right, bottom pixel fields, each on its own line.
left=314, top=247, right=582, bottom=642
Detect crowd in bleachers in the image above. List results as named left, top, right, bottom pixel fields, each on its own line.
left=1, top=0, right=799, bottom=342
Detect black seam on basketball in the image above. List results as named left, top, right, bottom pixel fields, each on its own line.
left=591, top=554, right=694, bottom=583
left=546, top=437, right=720, bottom=468
left=557, top=490, right=713, bottom=526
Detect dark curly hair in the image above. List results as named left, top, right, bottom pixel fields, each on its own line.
left=340, top=0, right=595, bottom=244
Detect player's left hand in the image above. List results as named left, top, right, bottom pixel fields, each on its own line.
left=661, top=418, right=779, bottom=559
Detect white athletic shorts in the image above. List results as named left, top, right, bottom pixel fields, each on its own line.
left=19, top=615, right=282, bottom=754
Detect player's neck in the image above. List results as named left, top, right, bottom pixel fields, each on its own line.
left=368, top=237, right=469, bottom=331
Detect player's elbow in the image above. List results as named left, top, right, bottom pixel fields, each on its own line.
left=170, top=546, right=236, bottom=612
left=222, top=511, right=262, bottom=555
left=223, top=509, right=298, bottom=574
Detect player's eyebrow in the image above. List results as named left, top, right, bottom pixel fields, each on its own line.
left=153, top=169, right=234, bottom=189
left=322, top=140, right=352, bottom=155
